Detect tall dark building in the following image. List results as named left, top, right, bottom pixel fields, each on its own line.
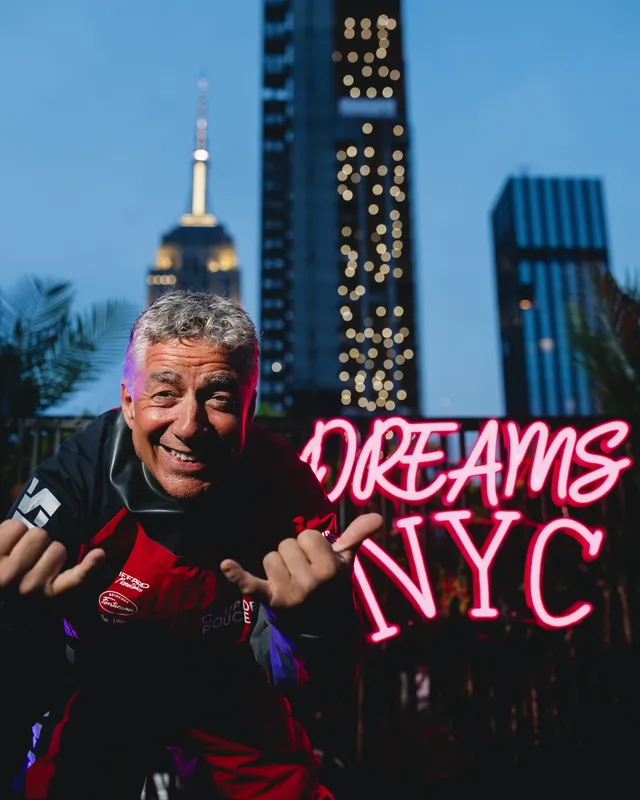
left=147, top=80, right=240, bottom=305
left=492, top=176, right=610, bottom=417
left=259, top=0, right=420, bottom=416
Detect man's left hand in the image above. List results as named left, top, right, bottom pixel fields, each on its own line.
left=220, top=513, right=382, bottom=610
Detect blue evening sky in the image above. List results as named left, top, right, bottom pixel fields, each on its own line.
left=0, top=0, right=638, bottom=418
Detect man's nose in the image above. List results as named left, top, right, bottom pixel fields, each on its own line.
left=172, top=397, right=210, bottom=440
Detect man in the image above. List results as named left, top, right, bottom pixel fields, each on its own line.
left=0, top=291, right=381, bottom=799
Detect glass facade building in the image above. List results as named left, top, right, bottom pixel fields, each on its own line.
left=492, top=176, right=610, bottom=417
left=259, top=0, right=420, bottom=416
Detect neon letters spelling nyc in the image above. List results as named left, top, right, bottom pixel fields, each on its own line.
left=299, top=418, right=632, bottom=642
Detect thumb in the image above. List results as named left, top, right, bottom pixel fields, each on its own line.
left=220, top=559, right=271, bottom=604
left=332, top=513, right=383, bottom=565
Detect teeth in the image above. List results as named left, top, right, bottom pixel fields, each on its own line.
left=168, top=448, right=196, bottom=462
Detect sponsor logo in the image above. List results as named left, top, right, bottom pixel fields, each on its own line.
left=12, top=478, right=61, bottom=529
left=115, top=571, right=150, bottom=593
left=201, top=598, right=257, bottom=635
left=98, top=591, right=138, bottom=617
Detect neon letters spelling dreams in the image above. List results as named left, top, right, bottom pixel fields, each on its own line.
left=300, top=418, right=632, bottom=642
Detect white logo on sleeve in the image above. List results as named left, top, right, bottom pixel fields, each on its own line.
left=12, top=478, right=61, bottom=528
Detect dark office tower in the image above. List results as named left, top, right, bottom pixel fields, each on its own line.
left=492, top=176, right=610, bottom=417
left=259, top=0, right=420, bottom=416
left=147, top=80, right=240, bottom=305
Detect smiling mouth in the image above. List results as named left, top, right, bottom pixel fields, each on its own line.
left=160, top=444, right=202, bottom=464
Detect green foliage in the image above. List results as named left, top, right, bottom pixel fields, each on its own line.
left=256, top=400, right=286, bottom=418
left=568, top=264, right=640, bottom=417
left=0, top=276, right=137, bottom=417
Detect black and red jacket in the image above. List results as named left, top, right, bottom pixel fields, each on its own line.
left=4, top=409, right=359, bottom=695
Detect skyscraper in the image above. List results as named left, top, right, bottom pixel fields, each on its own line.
left=492, top=175, right=610, bottom=417
left=259, top=0, right=420, bottom=417
left=147, top=80, right=240, bottom=305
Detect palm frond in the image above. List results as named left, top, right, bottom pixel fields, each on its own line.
left=568, top=264, right=640, bottom=417
left=0, top=275, right=138, bottom=414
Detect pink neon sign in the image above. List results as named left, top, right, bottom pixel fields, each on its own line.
left=300, top=417, right=632, bottom=642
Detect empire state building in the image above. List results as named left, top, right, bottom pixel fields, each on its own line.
left=147, top=79, right=240, bottom=304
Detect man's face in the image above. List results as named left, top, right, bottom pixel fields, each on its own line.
left=121, top=338, right=256, bottom=500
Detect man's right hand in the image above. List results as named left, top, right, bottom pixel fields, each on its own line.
left=0, top=520, right=105, bottom=598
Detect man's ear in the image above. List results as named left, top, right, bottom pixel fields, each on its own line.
left=247, top=389, right=257, bottom=426
left=121, top=383, right=135, bottom=429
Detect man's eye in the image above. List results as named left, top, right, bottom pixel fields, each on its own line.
left=153, top=391, right=175, bottom=399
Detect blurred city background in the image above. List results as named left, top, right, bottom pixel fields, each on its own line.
left=1, top=0, right=639, bottom=796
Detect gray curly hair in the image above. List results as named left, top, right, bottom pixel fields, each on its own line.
left=123, top=291, right=260, bottom=393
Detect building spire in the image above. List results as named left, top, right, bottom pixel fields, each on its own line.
left=181, top=75, right=216, bottom=227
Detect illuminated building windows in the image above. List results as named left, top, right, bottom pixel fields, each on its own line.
left=341, top=225, right=352, bottom=236
left=343, top=189, right=353, bottom=201
left=387, top=18, right=397, bottom=30
left=364, top=52, right=374, bottom=63
left=393, top=125, right=404, bottom=136
left=350, top=87, right=361, bottom=98
left=397, top=389, right=407, bottom=401
left=379, top=66, right=389, bottom=77
left=362, top=65, right=373, bottom=77
left=339, top=371, right=349, bottom=381
left=369, top=204, right=379, bottom=214
left=347, top=146, right=357, bottom=157
left=362, top=122, right=373, bottom=133
left=348, top=52, right=358, bottom=62
left=366, top=87, right=377, bottom=97
left=339, top=352, right=349, bottom=363
left=338, top=285, right=348, bottom=296
left=337, top=150, right=347, bottom=161
left=393, top=267, right=403, bottom=278
left=332, top=52, right=342, bottom=62
left=394, top=306, right=404, bottom=317
left=382, top=87, right=394, bottom=98
left=364, top=146, right=375, bottom=157
left=378, top=165, right=388, bottom=176
left=376, top=224, right=386, bottom=234
left=376, top=48, right=387, bottom=59
left=376, top=306, right=386, bottom=317
left=382, top=327, right=392, bottom=337
left=372, top=184, right=383, bottom=195
left=393, top=150, right=404, bottom=161
left=343, top=75, right=354, bottom=86
left=364, top=260, right=374, bottom=271
left=390, top=209, right=400, bottom=220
